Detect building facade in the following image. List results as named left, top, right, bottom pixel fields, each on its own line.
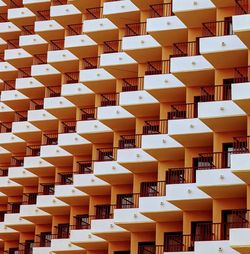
left=0, top=0, right=249, bottom=253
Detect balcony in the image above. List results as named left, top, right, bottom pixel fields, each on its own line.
left=103, top=0, right=139, bottom=27
left=172, top=0, right=216, bottom=27
left=0, top=133, right=25, bottom=153
left=103, top=40, right=121, bottom=54
left=130, top=0, right=161, bottom=10
left=8, top=7, right=35, bottom=26
left=75, top=161, right=93, bottom=174
left=0, top=62, right=18, bottom=80
left=0, top=222, right=19, bottom=241
left=8, top=166, right=37, bottom=186
left=4, top=48, right=33, bottom=68
left=51, top=238, right=84, bottom=253
left=4, top=213, right=34, bottom=232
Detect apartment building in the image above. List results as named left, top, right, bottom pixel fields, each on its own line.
left=0, top=0, right=249, bottom=253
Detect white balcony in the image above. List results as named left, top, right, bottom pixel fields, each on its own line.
left=0, top=177, right=22, bottom=196
left=172, top=0, right=216, bottom=27
left=0, top=147, right=11, bottom=164
left=0, top=22, right=21, bottom=40
left=0, top=62, right=17, bottom=80
left=117, top=148, right=157, bottom=173
left=97, top=106, right=135, bottom=131
left=122, top=35, right=161, bottom=62
left=7, top=7, right=35, bottom=25
left=198, top=101, right=246, bottom=132
left=28, top=109, right=58, bottom=131
left=1, top=90, right=29, bottom=111
left=79, top=68, right=116, bottom=93
left=19, top=204, right=51, bottom=224
left=100, top=52, right=137, bottom=78
left=23, top=156, right=55, bottom=177
left=147, top=16, right=187, bottom=46
left=23, top=0, right=50, bottom=11
left=32, top=247, right=51, bottom=254
left=0, top=102, right=15, bottom=122
left=83, top=18, right=118, bottom=43
left=0, top=133, right=25, bottom=153
left=65, top=34, right=97, bottom=58
left=8, top=166, right=37, bottom=186
left=210, top=0, right=235, bottom=7
left=4, top=48, right=33, bottom=68
left=31, top=64, right=61, bottom=84
left=233, top=14, right=250, bottom=47
left=55, top=184, right=89, bottom=206
left=70, top=229, right=107, bottom=250
left=0, top=222, right=19, bottom=241
left=15, top=77, right=45, bottom=98
left=19, top=34, right=48, bottom=55
left=34, top=20, right=64, bottom=40
left=47, top=49, right=79, bottom=73
left=114, top=208, right=155, bottom=232
left=196, top=169, right=245, bottom=199
left=76, top=120, right=113, bottom=143
left=130, top=0, right=160, bottom=10
left=50, top=4, right=82, bottom=26
left=103, top=0, right=139, bottom=26
left=44, top=96, right=76, bottom=119
left=200, top=35, right=247, bottom=68
left=166, top=183, right=212, bottom=211
left=91, top=218, right=129, bottom=241
left=36, top=195, right=69, bottom=215
left=168, top=118, right=213, bottom=147
left=142, top=134, right=184, bottom=161
left=74, top=173, right=110, bottom=195
left=230, top=228, right=250, bottom=254
left=51, top=238, right=84, bottom=253
left=139, top=196, right=182, bottom=222
left=144, top=74, right=185, bottom=102
left=61, top=83, right=95, bottom=107
left=4, top=213, right=34, bottom=232
left=119, top=90, right=159, bottom=117
left=40, top=145, right=73, bottom=167
left=93, top=161, right=133, bottom=185
left=231, top=153, right=250, bottom=184
left=170, top=55, right=214, bottom=86
left=232, top=82, right=250, bottom=114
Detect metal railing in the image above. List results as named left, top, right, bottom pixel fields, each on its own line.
left=7, top=202, right=22, bottom=213
left=71, top=214, right=91, bottom=230
left=93, top=204, right=114, bottom=219
left=39, top=183, right=55, bottom=195
left=166, top=167, right=197, bottom=184
left=140, top=181, right=166, bottom=197
left=0, top=52, right=4, bottom=61
left=122, top=77, right=144, bottom=92
left=10, top=0, right=23, bottom=8
left=3, top=80, right=15, bottom=90
left=200, top=84, right=232, bottom=102
left=234, top=66, right=250, bottom=83
left=42, top=133, right=58, bottom=145
left=34, top=234, right=52, bottom=247
left=145, top=60, right=170, bottom=75
left=21, top=25, right=35, bottom=35
left=64, top=71, right=79, bottom=84
left=233, top=135, right=250, bottom=153
left=172, top=41, right=200, bottom=57
left=22, top=193, right=37, bottom=205
left=0, top=122, right=12, bottom=133
left=49, top=39, right=64, bottom=51
left=10, top=156, right=24, bottom=166
left=14, top=111, right=27, bottom=122
left=26, top=145, right=40, bottom=156
left=46, top=86, right=61, bottom=97
left=143, top=119, right=168, bottom=134
left=51, top=0, right=67, bottom=6
left=168, top=103, right=197, bottom=119
left=235, top=0, right=249, bottom=14
left=0, top=13, right=7, bottom=22
left=0, top=168, right=8, bottom=177
left=66, top=23, right=83, bottom=36
left=80, top=107, right=97, bottom=120
left=100, top=93, right=119, bottom=106
left=7, top=39, right=19, bottom=49
left=118, top=134, right=142, bottom=149
left=163, top=235, right=194, bottom=252
left=202, top=20, right=233, bottom=37
left=18, top=67, right=31, bottom=78
left=97, top=148, right=117, bottom=161
left=36, top=10, right=50, bottom=21
left=116, top=193, right=140, bottom=209
left=103, top=40, right=122, bottom=53
left=125, top=22, right=147, bottom=37
left=61, top=120, right=76, bottom=133
left=75, top=161, right=93, bottom=174
left=30, top=99, right=44, bottom=110
left=82, top=56, right=100, bottom=69
left=33, top=54, right=47, bottom=65
left=150, top=3, right=173, bottom=18
left=57, top=172, right=73, bottom=185
left=86, top=7, right=103, bottom=19
left=138, top=245, right=164, bottom=254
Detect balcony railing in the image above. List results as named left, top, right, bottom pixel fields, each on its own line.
left=18, top=67, right=31, bottom=78
left=235, top=0, right=249, bottom=15
left=3, top=80, right=15, bottom=91
left=116, top=193, right=140, bottom=209
left=61, top=120, right=76, bottom=133
left=233, top=135, right=250, bottom=153
left=122, top=77, right=144, bottom=92
left=34, top=234, right=52, bottom=247
left=64, top=72, right=79, bottom=84
left=125, top=22, right=147, bottom=37
left=42, top=133, right=58, bottom=145
left=198, top=151, right=233, bottom=169
left=54, top=225, right=70, bottom=239
left=30, top=99, right=44, bottom=110
left=143, top=119, right=168, bottom=134
left=7, top=39, right=19, bottom=49
left=200, top=84, right=232, bottom=102
left=79, top=107, right=97, bottom=120
left=36, top=10, right=50, bottom=21
left=70, top=214, right=91, bottom=230
left=82, top=56, right=100, bottom=69
left=140, top=181, right=166, bottom=197
left=100, top=93, right=119, bottom=106
left=93, top=204, right=114, bottom=219
left=7, top=202, right=22, bottom=214
left=26, top=145, right=40, bottom=156
left=14, top=111, right=27, bottom=122
left=75, top=161, right=93, bottom=174
left=21, top=25, right=35, bottom=35
left=0, top=52, right=4, bottom=62
left=103, top=40, right=122, bottom=53
left=10, top=156, right=24, bottom=167
left=39, top=183, right=55, bottom=195
left=145, top=60, right=170, bottom=75
left=49, top=40, right=64, bottom=51
left=150, top=3, right=173, bottom=18
left=0, top=122, right=12, bottom=133
left=166, top=167, right=196, bottom=184
left=22, top=193, right=37, bottom=205
left=0, top=168, right=8, bottom=177
left=202, top=20, right=233, bottom=37
left=234, top=66, right=250, bottom=83
left=66, top=23, right=83, bottom=36
left=0, top=13, right=7, bottom=22
left=33, top=54, right=47, bottom=65
left=138, top=245, right=164, bottom=254
left=172, top=41, right=200, bottom=57
left=97, top=148, right=117, bottom=161
left=86, top=7, right=103, bottom=19
left=10, top=0, right=23, bottom=8
left=118, top=134, right=142, bottom=149
left=168, top=103, right=197, bottom=119
left=51, top=0, right=67, bottom=6
left=56, top=172, right=73, bottom=185
left=46, top=86, right=61, bottom=97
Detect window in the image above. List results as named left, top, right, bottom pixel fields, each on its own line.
left=116, top=194, right=134, bottom=209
